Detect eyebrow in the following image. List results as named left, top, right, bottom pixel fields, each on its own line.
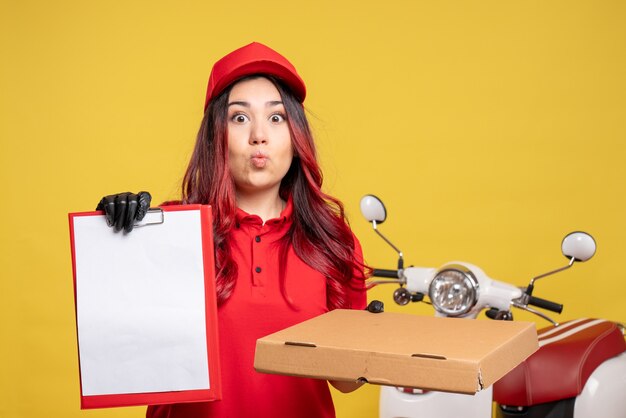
left=227, top=100, right=284, bottom=108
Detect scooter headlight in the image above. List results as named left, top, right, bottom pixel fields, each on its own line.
left=428, top=265, right=479, bottom=316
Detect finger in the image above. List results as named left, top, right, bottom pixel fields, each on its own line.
left=124, top=193, right=139, bottom=233
left=136, top=191, right=152, bottom=221
left=113, top=193, right=129, bottom=232
left=100, top=195, right=117, bottom=227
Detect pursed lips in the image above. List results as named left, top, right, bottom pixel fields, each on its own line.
left=250, top=151, right=269, bottom=168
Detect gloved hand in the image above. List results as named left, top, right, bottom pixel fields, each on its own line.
left=96, top=191, right=152, bottom=233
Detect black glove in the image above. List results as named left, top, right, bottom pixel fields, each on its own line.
left=96, top=191, right=152, bottom=233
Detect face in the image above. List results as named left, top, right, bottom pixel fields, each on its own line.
left=226, top=77, right=294, bottom=197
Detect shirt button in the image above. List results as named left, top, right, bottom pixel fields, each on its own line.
left=255, top=266, right=262, bottom=273
left=255, top=236, right=261, bottom=243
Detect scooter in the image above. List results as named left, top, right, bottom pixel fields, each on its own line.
left=359, top=195, right=626, bottom=418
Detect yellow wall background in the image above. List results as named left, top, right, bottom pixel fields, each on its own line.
left=1, top=1, right=625, bottom=417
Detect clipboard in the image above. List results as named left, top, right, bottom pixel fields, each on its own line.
left=68, top=204, right=221, bottom=409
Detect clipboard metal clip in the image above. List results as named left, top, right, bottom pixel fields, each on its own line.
left=134, top=208, right=164, bottom=228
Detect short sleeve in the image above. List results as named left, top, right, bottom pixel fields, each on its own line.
left=347, top=232, right=367, bottom=310
left=159, top=200, right=183, bottom=206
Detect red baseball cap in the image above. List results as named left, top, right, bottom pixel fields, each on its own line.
left=204, top=42, right=307, bottom=111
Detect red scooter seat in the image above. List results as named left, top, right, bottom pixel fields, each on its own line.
left=494, top=318, right=626, bottom=406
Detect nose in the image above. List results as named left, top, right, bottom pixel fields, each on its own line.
left=249, top=121, right=268, bottom=145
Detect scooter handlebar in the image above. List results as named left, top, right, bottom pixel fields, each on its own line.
left=528, top=296, right=563, bottom=314
left=372, top=269, right=400, bottom=278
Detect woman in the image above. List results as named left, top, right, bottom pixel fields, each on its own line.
left=98, top=42, right=367, bottom=417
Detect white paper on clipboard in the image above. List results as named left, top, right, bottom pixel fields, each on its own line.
left=71, top=208, right=212, bottom=397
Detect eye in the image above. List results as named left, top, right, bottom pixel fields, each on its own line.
left=231, top=113, right=249, bottom=123
left=270, top=114, right=285, bottom=123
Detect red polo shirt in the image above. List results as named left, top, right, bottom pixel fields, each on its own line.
left=147, top=198, right=366, bottom=418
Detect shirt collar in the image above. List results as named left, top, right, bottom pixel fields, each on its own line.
left=235, top=195, right=293, bottom=228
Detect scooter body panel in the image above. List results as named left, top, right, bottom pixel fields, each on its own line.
left=380, top=386, right=492, bottom=418
left=574, top=352, right=626, bottom=418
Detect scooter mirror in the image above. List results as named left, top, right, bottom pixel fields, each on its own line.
left=360, top=194, right=387, bottom=224
left=562, top=231, right=596, bottom=262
